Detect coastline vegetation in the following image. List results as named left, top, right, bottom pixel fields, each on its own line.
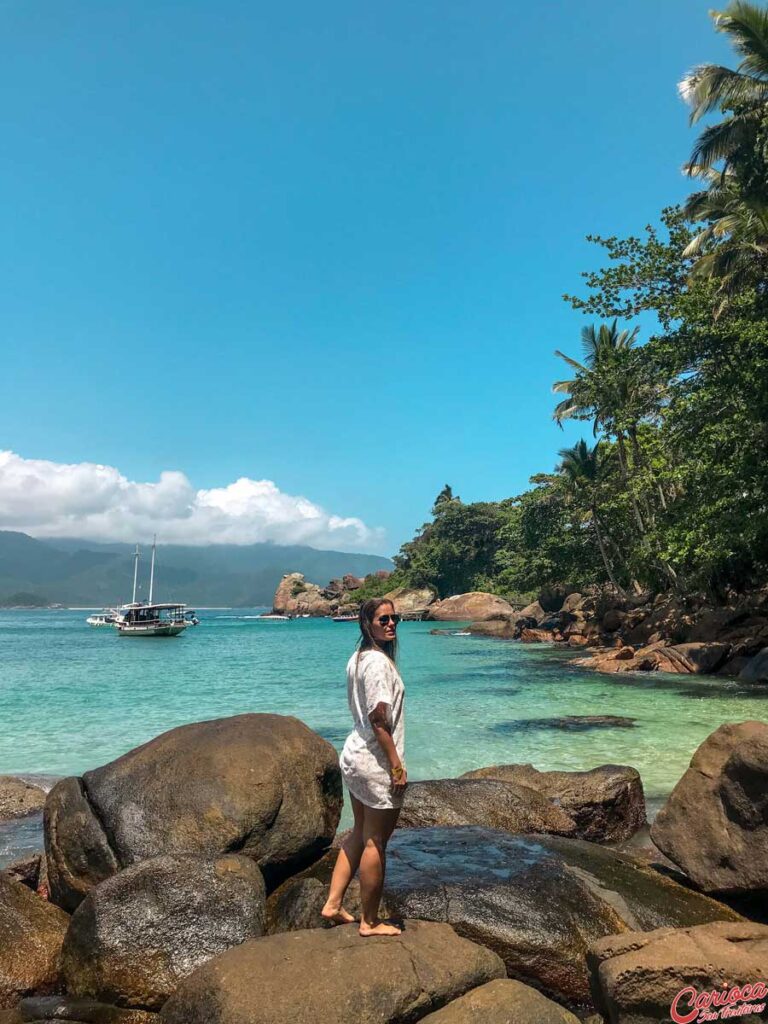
left=387, top=3, right=768, bottom=605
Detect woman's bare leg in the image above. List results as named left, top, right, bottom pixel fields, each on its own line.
left=358, top=804, right=401, bottom=936
left=321, top=795, right=366, bottom=923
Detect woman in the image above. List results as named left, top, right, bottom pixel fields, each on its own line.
left=321, top=597, right=407, bottom=936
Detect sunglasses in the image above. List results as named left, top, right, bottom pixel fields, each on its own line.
left=377, top=614, right=401, bottom=626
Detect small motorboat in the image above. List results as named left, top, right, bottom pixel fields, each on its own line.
left=86, top=611, right=116, bottom=627
left=257, top=613, right=291, bottom=621
left=332, top=615, right=358, bottom=622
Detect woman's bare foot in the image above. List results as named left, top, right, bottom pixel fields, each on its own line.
left=359, top=919, right=402, bottom=937
left=320, top=903, right=356, bottom=925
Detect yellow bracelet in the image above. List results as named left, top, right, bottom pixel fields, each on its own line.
left=391, top=765, right=404, bottom=778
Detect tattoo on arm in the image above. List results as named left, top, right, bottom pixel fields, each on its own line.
left=368, top=702, right=391, bottom=733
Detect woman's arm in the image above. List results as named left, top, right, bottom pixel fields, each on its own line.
left=369, top=702, right=407, bottom=794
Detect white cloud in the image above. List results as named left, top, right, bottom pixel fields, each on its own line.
left=0, top=451, right=385, bottom=552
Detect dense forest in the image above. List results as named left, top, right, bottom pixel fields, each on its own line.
left=369, top=3, right=768, bottom=606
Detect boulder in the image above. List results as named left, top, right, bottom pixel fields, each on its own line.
left=379, top=827, right=741, bottom=1011
left=587, top=922, right=768, bottom=1024
left=271, top=573, right=333, bottom=617
left=651, top=721, right=768, bottom=894
left=2, top=854, right=44, bottom=892
left=417, top=979, right=581, bottom=1024
left=538, top=587, right=572, bottom=613
left=601, top=609, right=625, bottom=633
left=468, top=618, right=521, bottom=639
left=383, top=586, right=435, bottom=618
left=519, top=601, right=546, bottom=624
left=342, top=574, right=363, bottom=591
left=575, top=642, right=729, bottom=676
left=397, top=779, right=577, bottom=836
left=0, top=780, right=46, bottom=824
left=265, top=847, right=371, bottom=934
left=0, top=875, right=69, bottom=1008
left=62, top=855, right=266, bottom=1010
left=670, top=641, right=731, bottom=674
left=561, top=593, right=584, bottom=615
left=739, top=646, right=768, bottom=684
left=520, top=628, right=555, bottom=643
left=427, top=593, right=515, bottom=622
left=159, top=920, right=505, bottom=1024
left=45, top=714, right=342, bottom=911
left=19, top=996, right=158, bottom=1022
left=460, top=764, right=646, bottom=843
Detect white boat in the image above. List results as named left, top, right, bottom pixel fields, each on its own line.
left=86, top=611, right=117, bottom=627
left=114, top=540, right=190, bottom=638
left=332, top=615, right=357, bottom=622
left=257, top=613, right=291, bottom=621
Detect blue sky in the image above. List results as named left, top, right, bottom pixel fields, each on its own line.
left=0, top=1, right=732, bottom=555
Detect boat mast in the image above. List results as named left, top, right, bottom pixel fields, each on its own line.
left=131, top=545, right=140, bottom=604
left=149, top=535, right=156, bottom=604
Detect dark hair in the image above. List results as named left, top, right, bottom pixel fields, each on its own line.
left=357, top=597, right=398, bottom=664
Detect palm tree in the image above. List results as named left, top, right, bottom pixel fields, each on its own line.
left=553, top=321, right=648, bottom=533
left=558, top=440, right=626, bottom=597
left=679, top=2, right=768, bottom=179
left=683, top=165, right=768, bottom=304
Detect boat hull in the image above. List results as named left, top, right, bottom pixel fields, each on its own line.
left=117, top=623, right=187, bottom=637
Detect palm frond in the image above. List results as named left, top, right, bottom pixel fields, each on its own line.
left=679, top=63, right=768, bottom=122
left=554, top=350, right=587, bottom=373
left=714, top=2, right=768, bottom=76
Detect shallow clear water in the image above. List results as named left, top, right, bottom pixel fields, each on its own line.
left=1, top=609, right=767, bottom=838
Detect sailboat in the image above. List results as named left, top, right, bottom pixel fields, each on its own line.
left=114, top=539, right=190, bottom=637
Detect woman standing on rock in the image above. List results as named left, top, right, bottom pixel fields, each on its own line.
left=322, top=597, right=407, bottom=937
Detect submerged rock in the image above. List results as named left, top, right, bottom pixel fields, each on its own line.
left=62, top=855, right=266, bottom=1010
left=588, top=922, right=768, bottom=1024
left=491, top=716, right=637, bottom=734
left=380, top=826, right=742, bottom=1011
left=45, top=714, right=342, bottom=911
left=397, top=779, right=577, bottom=836
left=159, top=920, right=505, bottom=1024
left=0, top=875, right=69, bottom=1008
left=460, top=764, right=646, bottom=843
left=651, top=721, right=768, bottom=894
left=417, top=979, right=581, bottom=1024
left=740, top=646, right=768, bottom=684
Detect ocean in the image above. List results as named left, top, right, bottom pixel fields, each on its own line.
left=1, top=608, right=766, bottom=862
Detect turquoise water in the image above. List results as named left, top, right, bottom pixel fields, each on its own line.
left=2, top=609, right=768, bottom=807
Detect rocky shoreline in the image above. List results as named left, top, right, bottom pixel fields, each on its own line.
left=1, top=713, right=767, bottom=1023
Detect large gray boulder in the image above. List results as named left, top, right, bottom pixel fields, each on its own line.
left=62, top=855, right=266, bottom=1010
left=45, top=714, right=342, bottom=911
left=417, top=980, right=581, bottom=1024
left=587, top=922, right=768, bottom=1024
left=159, top=920, right=505, bottom=1024
left=460, top=764, right=646, bottom=843
left=651, top=721, right=768, bottom=894
left=380, top=827, right=742, bottom=1011
left=398, top=779, right=577, bottom=835
left=0, top=875, right=69, bottom=1008
left=19, top=996, right=158, bottom=1022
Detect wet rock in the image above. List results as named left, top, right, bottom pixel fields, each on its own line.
left=427, top=593, right=515, bottom=622
left=0, top=875, right=69, bottom=1008
left=2, top=854, right=44, bottom=892
left=380, top=827, right=740, bottom=1011
left=0, top=780, right=46, bottom=824
left=588, top=922, right=768, bottom=1024
left=265, top=847, right=369, bottom=934
left=460, top=764, right=646, bottom=843
left=468, top=619, right=520, bottom=639
left=62, top=855, right=265, bottom=1011
left=651, top=721, right=768, bottom=894
left=519, top=628, right=555, bottom=643
left=671, top=641, right=731, bottom=674
left=397, top=779, right=577, bottom=836
left=417, top=979, right=581, bottom=1024
left=45, top=714, right=341, bottom=911
left=20, top=996, right=158, bottom=1022
left=159, top=920, right=505, bottom=1024
left=739, top=646, right=768, bottom=684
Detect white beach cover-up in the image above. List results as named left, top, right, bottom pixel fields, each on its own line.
left=340, top=649, right=406, bottom=810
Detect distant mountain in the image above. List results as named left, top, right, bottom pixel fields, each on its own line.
left=0, top=532, right=393, bottom=607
